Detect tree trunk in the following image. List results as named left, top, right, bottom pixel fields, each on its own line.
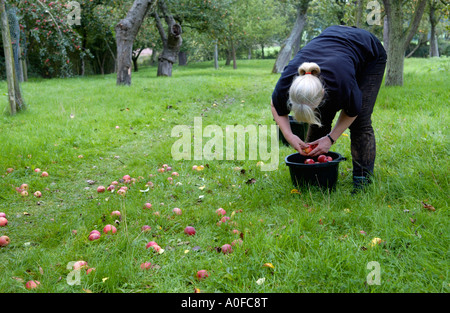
left=383, top=15, right=389, bottom=52
left=178, top=51, right=187, bottom=65
left=406, top=34, right=427, bottom=58
left=132, top=47, right=144, bottom=72
left=272, top=0, right=309, bottom=74
left=429, top=1, right=439, bottom=57
left=1, top=0, right=25, bottom=114
left=382, top=0, right=427, bottom=86
left=154, top=0, right=182, bottom=77
left=230, top=36, right=237, bottom=70
left=115, top=0, right=155, bottom=85
left=214, top=42, right=219, bottom=69
left=355, top=0, right=363, bottom=28
left=225, top=48, right=231, bottom=66
left=20, top=46, right=28, bottom=81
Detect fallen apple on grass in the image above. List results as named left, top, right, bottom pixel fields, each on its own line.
left=97, top=186, right=106, bottom=193
left=0, top=217, right=8, bottom=227
left=111, top=211, right=121, bottom=217
left=103, top=224, right=117, bottom=234
left=0, top=235, right=10, bottom=247
left=25, top=280, right=40, bottom=290
left=73, top=261, right=88, bottom=270
left=143, top=203, right=152, bottom=209
left=141, top=225, right=151, bottom=232
left=41, top=171, right=49, bottom=177
left=20, top=184, right=29, bottom=191
left=146, top=241, right=161, bottom=252
left=140, top=262, right=152, bottom=270
left=216, top=208, right=226, bottom=216
left=88, top=232, right=101, bottom=241
left=221, top=244, right=233, bottom=254
left=0, top=213, right=5, bottom=218
left=173, top=208, right=182, bottom=215
left=184, top=226, right=196, bottom=236
left=196, top=270, right=209, bottom=281
left=34, top=191, right=42, bottom=198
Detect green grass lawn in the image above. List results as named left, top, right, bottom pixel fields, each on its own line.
left=0, top=58, right=448, bottom=293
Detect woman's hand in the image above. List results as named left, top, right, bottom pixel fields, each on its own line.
left=307, top=136, right=332, bottom=157
left=286, top=133, right=309, bottom=155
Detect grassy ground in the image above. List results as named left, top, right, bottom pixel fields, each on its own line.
left=0, top=58, right=448, bottom=293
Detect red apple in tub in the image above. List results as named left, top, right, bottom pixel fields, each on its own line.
left=327, top=156, right=333, bottom=162
left=184, top=226, right=196, bottom=236
left=25, top=280, right=40, bottom=290
left=317, top=155, right=328, bottom=163
left=304, top=159, right=315, bottom=164
left=0, top=235, right=10, bottom=247
left=103, top=224, right=117, bottom=234
left=0, top=217, right=8, bottom=227
left=196, top=270, right=209, bottom=281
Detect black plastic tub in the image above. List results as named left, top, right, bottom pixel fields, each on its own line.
left=278, top=116, right=309, bottom=145
left=285, top=151, right=346, bottom=190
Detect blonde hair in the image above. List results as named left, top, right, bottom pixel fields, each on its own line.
left=288, top=62, right=324, bottom=127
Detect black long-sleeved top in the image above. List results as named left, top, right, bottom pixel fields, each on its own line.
left=272, top=25, right=386, bottom=118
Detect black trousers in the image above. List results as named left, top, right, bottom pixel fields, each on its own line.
left=306, top=55, right=387, bottom=179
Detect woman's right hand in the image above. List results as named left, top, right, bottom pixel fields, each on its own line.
left=286, top=133, right=309, bottom=155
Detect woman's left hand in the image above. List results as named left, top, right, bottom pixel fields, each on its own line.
left=307, top=136, right=332, bottom=157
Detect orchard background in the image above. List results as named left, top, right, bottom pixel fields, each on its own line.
left=0, top=0, right=448, bottom=294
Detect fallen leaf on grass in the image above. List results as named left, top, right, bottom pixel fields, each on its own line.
left=246, top=178, right=256, bottom=185
left=256, top=277, right=265, bottom=285
left=290, top=189, right=300, bottom=194
left=421, top=201, right=436, bottom=211
left=263, top=263, right=275, bottom=269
